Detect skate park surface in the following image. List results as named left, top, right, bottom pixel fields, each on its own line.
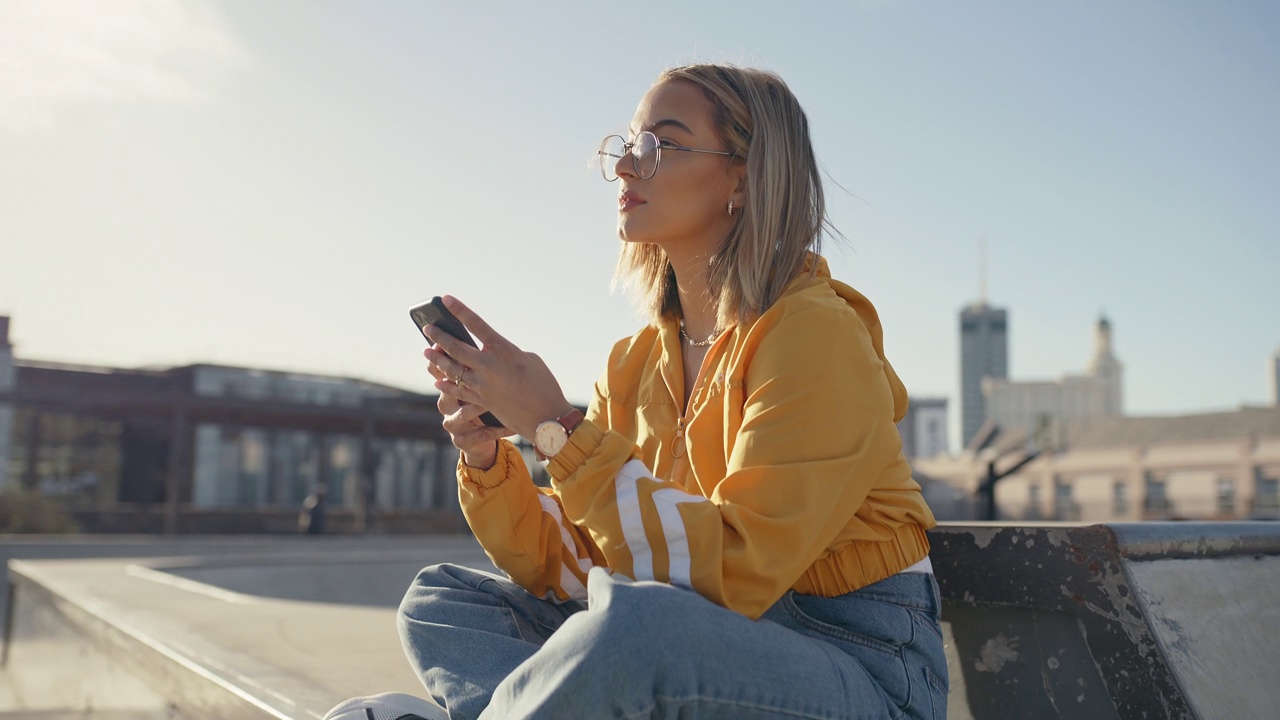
left=3, top=523, right=1278, bottom=719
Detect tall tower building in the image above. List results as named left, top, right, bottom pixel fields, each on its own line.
left=959, top=303, right=1008, bottom=448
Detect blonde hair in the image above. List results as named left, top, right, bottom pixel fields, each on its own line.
left=615, top=64, right=834, bottom=328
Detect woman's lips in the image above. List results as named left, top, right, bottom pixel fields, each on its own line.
left=619, top=191, right=646, bottom=211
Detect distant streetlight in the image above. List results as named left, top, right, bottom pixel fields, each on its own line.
left=975, top=420, right=1057, bottom=521
left=979, top=451, right=1040, bottom=521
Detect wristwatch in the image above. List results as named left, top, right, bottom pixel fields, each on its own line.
left=534, top=408, right=585, bottom=460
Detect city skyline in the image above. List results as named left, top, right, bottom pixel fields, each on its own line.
left=2, top=1, right=1277, bottom=449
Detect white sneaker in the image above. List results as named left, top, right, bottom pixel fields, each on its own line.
left=322, top=691, right=450, bottom=720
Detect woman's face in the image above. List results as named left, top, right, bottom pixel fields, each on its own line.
left=615, top=80, right=744, bottom=254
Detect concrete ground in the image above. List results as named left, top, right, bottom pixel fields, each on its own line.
left=1, top=534, right=496, bottom=719
left=7, top=523, right=1279, bottom=719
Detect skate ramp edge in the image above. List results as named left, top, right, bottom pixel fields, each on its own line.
left=2, top=537, right=493, bottom=719
left=3, top=525, right=1278, bottom=719
left=931, top=522, right=1280, bottom=720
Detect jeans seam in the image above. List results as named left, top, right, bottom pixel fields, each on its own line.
left=855, top=594, right=931, bottom=612
left=624, top=694, right=889, bottom=720
left=853, top=581, right=936, bottom=612
left=923, top=666, right=947, bottom=720
left=476, top=577, right=563, bottom=636
left=909, top=607, right=944, bottom=644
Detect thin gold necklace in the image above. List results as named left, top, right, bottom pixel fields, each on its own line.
left=679, top=322, right=719, bottom=348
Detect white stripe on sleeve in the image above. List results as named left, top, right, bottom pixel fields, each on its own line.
left=651, top=488, right=709, bottom=589
left=614, top=460, right=655, bottom=580
left=537, top=494, right=587, bottom=600
left=614, top=459, right=710, bottom=586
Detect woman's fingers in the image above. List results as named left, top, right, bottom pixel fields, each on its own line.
left=420, top=297, right=571, bottom=440
left=436, top=391, right=461, bottom=416
left=443, top=403, right=508, bottom=460
left=449, top=423, right=499, bottom=453
left=456, top=401, right=507, bottom=430
left=417, top=302, right=511, bottom=468
left=439, top=390, right=505, bottom=434
left=424, top=341, right=489, bottom=411
left=424, top=346, right=449, bottom=382
left=442, top=295, right=510, bottom=349
left=424, top=346, right=469, bottom=386
left=433, top=373, right=482, bottom=407
left=422, top=327, right=480, bottom=368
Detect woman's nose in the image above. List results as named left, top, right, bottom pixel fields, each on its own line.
left=614, top=148, right=637, bottom=180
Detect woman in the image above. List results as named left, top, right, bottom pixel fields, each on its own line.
left=327, top=64, right=947, bottom=720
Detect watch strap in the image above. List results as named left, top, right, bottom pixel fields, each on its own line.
left=556, top=408, right=585, bottom=434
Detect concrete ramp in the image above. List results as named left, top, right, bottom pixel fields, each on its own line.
left=931, top=522, right=1280, bottom=720
left=1, top=536, right=494, bottom=718
left=3, top=525, right=1277, bottom=718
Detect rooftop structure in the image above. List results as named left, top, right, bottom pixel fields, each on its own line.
left=982, top=315, right=1124, bottom=444
left=913, top=404, right=1280, bottom=522
left=897, top=396, right=949, bottom=459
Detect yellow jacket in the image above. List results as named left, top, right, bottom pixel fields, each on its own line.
left=457, top=256, right=936, bottom=619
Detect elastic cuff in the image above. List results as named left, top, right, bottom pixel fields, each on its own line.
left=459, top=439, right=519, bottom=490
left=547, top=419, right=604, bottom=483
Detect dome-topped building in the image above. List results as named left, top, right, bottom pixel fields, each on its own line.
left=981, top=315, right=1126, bottom=447
left=1087, top=314, right=1124, bottom=417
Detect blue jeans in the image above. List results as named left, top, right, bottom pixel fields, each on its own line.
left=398, top=564, right=948, bottom=720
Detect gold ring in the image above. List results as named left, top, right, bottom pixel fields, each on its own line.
left=455, top=368, right=468, bottom=391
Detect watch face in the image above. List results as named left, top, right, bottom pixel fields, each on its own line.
left=535, top=420, right=568, bottom=457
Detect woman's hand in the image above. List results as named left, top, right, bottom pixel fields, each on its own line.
left=432, top=386, right=508, bottom=470
left=422, top=296, right=575, bottom=450
left=423, top=342, right=509, bottom=469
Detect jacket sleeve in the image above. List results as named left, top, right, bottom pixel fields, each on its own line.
left=548, top=304, right=905, bottom=618
left=457, top=433, right=606, bottom=602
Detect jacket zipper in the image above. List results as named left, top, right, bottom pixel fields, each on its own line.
left=672, top=416, right=687, bottom=458
left=672, top=339, right=722, bottom=460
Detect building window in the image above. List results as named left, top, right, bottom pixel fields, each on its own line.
left=1113, top=481, right=1129, bottom=516
left=1216, top=478, right=1235, bottom=517
left=1255, top=476, right=1280, bottom=517
left=322, top=434, right=360, bottom=507
left=1026, top=484, right=1042, bottom=520
left=1144, top=477, right=1171, bottom=517
left=8, top=409, right=122, bottom=503
left=1053, top=479, right=1078, bottom=521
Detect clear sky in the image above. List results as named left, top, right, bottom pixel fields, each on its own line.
left=2, top=0, right=1277, bottom=452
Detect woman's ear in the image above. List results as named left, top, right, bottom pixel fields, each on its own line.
left=730, top=163, right=748, bottom=203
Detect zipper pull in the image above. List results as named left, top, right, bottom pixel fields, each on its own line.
left=671, top=416, right=686, bottom=458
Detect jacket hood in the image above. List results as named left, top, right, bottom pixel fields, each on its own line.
left=806, top=255, right=910, bottom=422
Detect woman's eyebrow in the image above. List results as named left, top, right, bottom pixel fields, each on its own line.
left=627, top=118, right=694, bottom=136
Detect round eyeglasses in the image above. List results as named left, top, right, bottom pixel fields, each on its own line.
left=596, top=131, right=736, bottom=182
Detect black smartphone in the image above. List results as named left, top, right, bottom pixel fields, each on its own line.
left=409, top=297, right=503, bottom=428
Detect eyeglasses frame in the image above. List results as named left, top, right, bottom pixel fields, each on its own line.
left=597, top=131, right=737, bottom=182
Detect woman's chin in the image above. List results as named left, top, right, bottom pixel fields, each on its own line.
left=616, top=222, right=650, bottom=245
